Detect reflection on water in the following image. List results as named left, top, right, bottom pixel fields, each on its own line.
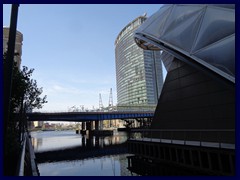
left=31, top=130, right=127, bottom=153
left=38, top=154, right=138, bottom=176
left=31, top=130, right=137, bottom=176
left=31, top=130, right=81, bottom=152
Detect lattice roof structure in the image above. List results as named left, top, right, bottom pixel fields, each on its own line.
left=134, top=4, right=235, bottom=83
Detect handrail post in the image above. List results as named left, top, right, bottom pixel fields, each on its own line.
left=200, top=131, right=202, bottom=147
left=219, top=131, right=221, bottom=148
left=184, top=131, right=186, bottom=145
left=159, top=130, right=161, bottom=142
left=151, top=130, right=152, bottom=142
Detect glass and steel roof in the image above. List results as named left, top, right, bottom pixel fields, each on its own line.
left=134, top=4, right=235, bottom=83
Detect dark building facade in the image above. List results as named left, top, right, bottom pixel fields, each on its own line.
left=127, top=4, right=235, bottom=175
left=134, top=4, right=235, bottom=141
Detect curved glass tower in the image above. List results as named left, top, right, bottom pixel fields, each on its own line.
left=115, top=15, right=163, bottom=108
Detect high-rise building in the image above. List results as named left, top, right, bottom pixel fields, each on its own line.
left=115, top=15, right=163, bottom=108
left=3, top=26, right=23, bottom=68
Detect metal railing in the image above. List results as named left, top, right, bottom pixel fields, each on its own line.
left=32, top=105, right=156, bottom=113
left=16, top=132, right=39, bottom=176
left=129, top=129, right=235, bottom=149
left=16, top=132, right=27, bottom=176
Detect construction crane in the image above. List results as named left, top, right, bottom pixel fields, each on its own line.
left=108, top=88, right=113, bottom=112
left=99, top=93, right=104, bottom=111
left=99, top=93, right=104, bottom=129
left=108, top=88, right=114, bottom=127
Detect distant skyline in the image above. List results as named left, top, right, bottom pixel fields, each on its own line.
left=3, top=4, right=166, bottom=112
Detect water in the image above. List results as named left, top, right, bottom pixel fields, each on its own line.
left=31, top=130, right=138, bottom=176
left=31, top=130, right=84, bottom=152
left=38, top=154, right=137, bottom=176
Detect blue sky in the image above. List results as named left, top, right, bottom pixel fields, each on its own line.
left=3, top=4, right=166, bottom=112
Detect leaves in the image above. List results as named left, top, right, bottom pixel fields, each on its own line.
left=21, top=67, right=48, bottom=110
left=3, top=53, right=47, bottom=114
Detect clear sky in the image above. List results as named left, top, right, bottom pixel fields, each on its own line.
left=3, top=4, right=166, bottom=112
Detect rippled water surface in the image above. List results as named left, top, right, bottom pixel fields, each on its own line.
left=31, top=130, right=137, bottom=176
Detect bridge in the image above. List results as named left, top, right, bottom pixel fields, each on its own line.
left=27, top=111, right=154, bottom=122
left=27, top=111, right=154, bottom=132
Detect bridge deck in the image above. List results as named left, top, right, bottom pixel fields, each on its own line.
left=27, top=111, right=154, bottom=122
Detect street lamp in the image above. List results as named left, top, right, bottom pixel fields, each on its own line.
left=3, top=4, right=20, bottom=175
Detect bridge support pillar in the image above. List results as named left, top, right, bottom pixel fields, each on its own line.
left=81, top=136, right=86, bottom=147
left=82, top=122, right=86, bottom=130
left=99, top=121, right=103, bottom=130
left=86, top=121, right=91, bottom=131
left=95, top=121, right=99, bottom=130
left=91, top=121, right=94, bottom=130
left=86, top=121, right=94, bottom=135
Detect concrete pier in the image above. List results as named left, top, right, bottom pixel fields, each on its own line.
left=95, top=121, right=99, bottom=130
left=79, top=120, right=114, bottom=137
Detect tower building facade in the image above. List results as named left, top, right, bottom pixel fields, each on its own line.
left=115, top=15, right=163, bottom=108
left=3, top=26, right=23, bottom=68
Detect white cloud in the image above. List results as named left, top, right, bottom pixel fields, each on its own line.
left=36, top=81, right=117, bottom=112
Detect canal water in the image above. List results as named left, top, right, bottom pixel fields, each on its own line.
left=30, top=130, right=139, bottom=176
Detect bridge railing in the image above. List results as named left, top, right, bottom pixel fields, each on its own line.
left=116, top=105, right=156, bottom=112
left=129, top=129, right=235, bottom=149
left=32, top=105, right=156, bottom=113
